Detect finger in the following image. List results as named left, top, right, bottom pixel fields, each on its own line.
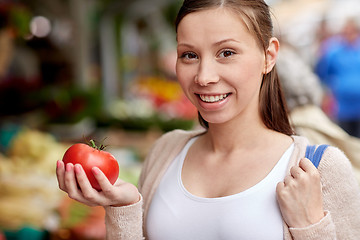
left=300, top=158, right=321, bottom=184
left=91, top=167, right=113, bottom=194
left=290, top=166, right=304, bottom=179
left=74, top=164, right=98, bottom=200
left=56, top=160, right=66, bottom=191
left=276, top=181, right=285, bottom=193
left=65, top=163, right=97, bottom=206
left=91, top=168, right=140, bottom=206
left=276, top=181, right=290, bottom=204
left=283, top=175, right=295, bottom=187
left=64, top=163, right=81, bottom=197
left=300, top=158, right=318, bottom=173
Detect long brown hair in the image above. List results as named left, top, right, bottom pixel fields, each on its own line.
left=175, top=0, right=294, bottom=135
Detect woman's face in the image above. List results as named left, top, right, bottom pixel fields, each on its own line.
left=176, top=7, right=267, bottom=126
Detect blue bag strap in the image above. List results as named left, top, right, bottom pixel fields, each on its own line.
left=305, top=144, right=329, bottom=168
left=305, top=145, right=316, bottom=160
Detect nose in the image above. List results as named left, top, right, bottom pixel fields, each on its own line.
left=195, top=59, right=220, bottom=86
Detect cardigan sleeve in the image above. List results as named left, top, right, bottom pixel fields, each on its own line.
left=289, top=211, right=336, bottom=240
left=104, top=196, right=144, bottom=240
left=320, top=147, right=360, bottom=239
left=290, top=146, right=360, bottom=239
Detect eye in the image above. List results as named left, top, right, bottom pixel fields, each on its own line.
left=219, top=50, right=235, bottom=58
left=180, top=52, right=198, bottom=60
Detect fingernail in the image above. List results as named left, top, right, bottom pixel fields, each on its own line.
left=92, top=167, right=100, bottom=175
left=56, top=160, right=61, bottom=168
left=66, top=163, right=73, bottom=172
left=74, top=164, right=82, bottom=174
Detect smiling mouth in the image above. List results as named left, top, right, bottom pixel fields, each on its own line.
left=198, top=93, right=230, bottom=103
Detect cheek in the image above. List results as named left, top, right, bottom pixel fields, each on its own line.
left=176, top=63, right=194, bottom=89
left=226, top=62, right=264, bottom=98
left=237, top=59, right=264, bottom=83
left=176, top=65, right=198, bottom=106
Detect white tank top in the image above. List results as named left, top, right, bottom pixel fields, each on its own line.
left=147, top=137, right=294, bottom=240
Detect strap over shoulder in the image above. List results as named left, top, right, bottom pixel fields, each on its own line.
left=305, top=144, right=329, bottom=168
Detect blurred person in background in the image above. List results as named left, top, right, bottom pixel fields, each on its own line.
left=277, top=42, right=360, bottom=184
left=315, top=18, right=360, bottom=138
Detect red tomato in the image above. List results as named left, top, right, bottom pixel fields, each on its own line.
left=62, top=141, right=119, bottom=190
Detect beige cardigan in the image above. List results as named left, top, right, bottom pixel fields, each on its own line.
left=290, top=105, right=360, bottom=184
left=105, top=129, right=360, bottom=239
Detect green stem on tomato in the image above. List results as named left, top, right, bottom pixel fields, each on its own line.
left=90, top=139, right=96, bottom=148
left=89, top=139, right=106, bottom=151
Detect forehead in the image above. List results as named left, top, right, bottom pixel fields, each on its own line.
left=177, top=7, right=253, bottom=41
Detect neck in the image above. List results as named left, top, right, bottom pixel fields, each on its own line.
left=205, top=116, right=272, bottom=154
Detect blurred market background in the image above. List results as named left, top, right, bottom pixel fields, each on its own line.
left=1, top=0, right=360, bottom=239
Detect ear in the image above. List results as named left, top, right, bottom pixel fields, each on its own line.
left=263, top=37, right=279, bottom=74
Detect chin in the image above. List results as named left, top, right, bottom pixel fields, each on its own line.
left=201, top=114, right=232, bottom=126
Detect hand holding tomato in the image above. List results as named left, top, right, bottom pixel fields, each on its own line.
left=56, top=140, right=140, bottom=207
left=62, top=140, right=119, bottom=191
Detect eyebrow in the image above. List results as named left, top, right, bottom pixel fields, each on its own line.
left=177, top=43, right=194, bottom=49
left=214, top=38, right=241, bottom=46
left=177, top=38, right=241, bottom=48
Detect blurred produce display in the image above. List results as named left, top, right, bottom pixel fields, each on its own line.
left=134, top=76, right=197, bottom=120
left=56, top=198, right=106, bottom=240
left=37, top=86, right=102, bottom=125
left=0, top=127, right=144, bottom=240
left=0, top=0, right=195, bottom=239
left=0, top=129, right=67, bottom=230
left=108, top=76, right=197, bottom=131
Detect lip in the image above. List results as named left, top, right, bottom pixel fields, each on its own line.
left=195, top=93, right=231, bottom=111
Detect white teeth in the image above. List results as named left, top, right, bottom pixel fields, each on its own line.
left=199, top=94, right=228, bottom=103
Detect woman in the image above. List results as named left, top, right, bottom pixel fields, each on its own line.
left=56, top=0, right=360, bottom=239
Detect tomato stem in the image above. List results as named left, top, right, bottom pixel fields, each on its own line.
left=90, top=139, right=96, bottom=148
left=89, top=139, right=106, bottom=151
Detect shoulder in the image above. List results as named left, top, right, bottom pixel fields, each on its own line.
left=290, top=135, right=355, bottom=174
left=303, top=144, right=359, bottom=195
left=292, top=135, right=352, bottom=171
left=318, top=146, right=355, bottom=181
left=317, top=146, right=360, bottom=237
